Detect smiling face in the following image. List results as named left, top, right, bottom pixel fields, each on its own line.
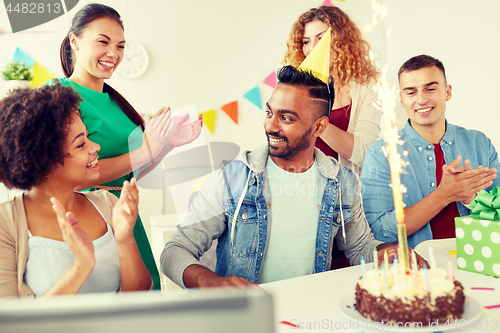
left=264, top=84, right=327, bottom=169
left=50, top=113, right=100, bottom=187
left=399, top=66, right=452, bottom=138
left=70, top=17, right=125, bottom=88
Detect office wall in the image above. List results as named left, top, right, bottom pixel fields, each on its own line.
left=0, top=0, right=383, bottom=230
left=1, top=0, right=499, bottom=230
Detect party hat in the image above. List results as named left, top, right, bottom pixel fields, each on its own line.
left=298, top=27, right=331, bottom=84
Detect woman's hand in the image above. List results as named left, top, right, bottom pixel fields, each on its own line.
left=165, top=113, right=203, bottom=149
left=112, top=178, right=139, bottom=244
left=50, top=197, right=95, bottom=272
left=141, top=110, right=171, bottom=161
left=151, top=106, right=170, bottom=119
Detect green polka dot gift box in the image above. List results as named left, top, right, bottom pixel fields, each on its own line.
left=455, top=187, right=500, bottom=278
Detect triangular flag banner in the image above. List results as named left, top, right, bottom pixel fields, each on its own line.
left=323, top=0, right=335, bottom=5
left=31, top=62, right=56, bottom=87
left=263, top=72, right=277, bottom=88
left=13, top=47, right=35, bottom=67
left=298, top=27, right=331, bottom=84
left=333, top=0, right=346, bottom=2
left=200, top=109, right=216, bottom=134
left=243, top=86, right=262, bottom=109
left=221, top=101, right=238, bottom=124
left=0, top=26, right=4, bottom=34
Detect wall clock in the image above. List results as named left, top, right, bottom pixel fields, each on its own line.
left=116, top=41, right=149, bottom=79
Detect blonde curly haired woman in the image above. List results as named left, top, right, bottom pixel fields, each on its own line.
left=285, top=6, right=380, bottom=175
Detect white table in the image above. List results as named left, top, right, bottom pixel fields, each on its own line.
left=261, top=239, right=500, bottom=332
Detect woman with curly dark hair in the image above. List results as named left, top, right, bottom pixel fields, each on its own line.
left=285, top=6, right=381, bottom=175
left=0, top=84, right=152, bottom=298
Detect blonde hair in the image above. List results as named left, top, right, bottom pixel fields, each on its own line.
left=285, top=6, right=379, bottom=85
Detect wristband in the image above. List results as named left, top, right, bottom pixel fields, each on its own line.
left=462, top=201, right=472, bottom=210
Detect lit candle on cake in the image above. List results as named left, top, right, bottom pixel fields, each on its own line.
left=384, top=250, right=389, bottom=271
left=375, top=66, right=410, bottom=273
left=424, top=264, right=431, bottom=292
left=448, top=261, right=454, bottom=282
left=428, top=245, right=437, bottom=277
left=411, top=260, right=418, bottom=288
left=383, top=267, right=388, bottom=292
left=394, top=254, right=398, bottom=277
left=373, top=248, right=378, bottom=270
left=411, top=250, right=418, bottom=287
left=361, top=256, right=366, bottom=279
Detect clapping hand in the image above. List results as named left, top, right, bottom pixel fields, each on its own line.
left=441, top=155, right=497, bottom=204
left=165, top=113, right=203, bottom=149
left=141, top=109, right=171, bottom=161
left=51, top=197, right=95, bottom=271
left=112, top=178, right=139, bottom=244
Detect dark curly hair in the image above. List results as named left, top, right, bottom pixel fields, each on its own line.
left=0, top=83, right=82, bottom=190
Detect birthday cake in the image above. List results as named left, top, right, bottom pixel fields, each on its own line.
left=355, top=267, right=465, bottom=324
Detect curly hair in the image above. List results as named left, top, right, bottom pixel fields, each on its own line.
left=284, top=6, right=379, bottom=85
left=0, top=83, right=82, bottom=190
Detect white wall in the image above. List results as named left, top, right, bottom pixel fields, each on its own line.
left=1, top=0, right=500, bottom=229
left=383, top=0, right=500, bottom=146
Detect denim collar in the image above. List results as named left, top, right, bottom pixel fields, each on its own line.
left=403, top=119, right=455, bottom=153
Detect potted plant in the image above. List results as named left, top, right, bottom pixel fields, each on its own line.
left=1, top=61, right=32, bottom=90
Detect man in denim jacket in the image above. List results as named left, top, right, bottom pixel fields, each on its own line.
left=361, top=55, right=499, bottom=249
left=161, top=66, right=420, bottom=289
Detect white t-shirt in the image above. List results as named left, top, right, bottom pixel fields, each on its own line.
left=257, top=157, right=319, bottom=284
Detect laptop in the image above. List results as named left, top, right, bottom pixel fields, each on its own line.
left=0, top=289, right=274, bottom=333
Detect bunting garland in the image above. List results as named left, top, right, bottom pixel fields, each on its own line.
left=10, top=47, right=55, bottom=87
left=263, top=71, right=277, bottom=88
left=199, top=109, right=216, bottom=134
left=31, top=62, right=56, bottom=87
left=13, top=47, right=35, bottom=67
left=221, top=101, right=238, bottom=124
left=3, top=0, right=341, bottom=135
left=243, top=86, right=262, bottom=109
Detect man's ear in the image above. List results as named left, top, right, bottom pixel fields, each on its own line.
left=313, top=116, right=329, bottom=138
left=446, top=84, right=452, bottom=102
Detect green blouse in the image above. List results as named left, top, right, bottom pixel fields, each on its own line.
left=57, top=77, right=142, bottom=186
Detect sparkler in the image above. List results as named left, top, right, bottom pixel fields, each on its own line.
left=373, top=65, right=410, bottom=273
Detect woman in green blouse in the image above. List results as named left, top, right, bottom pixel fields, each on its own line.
left=58, top=3, right=202, bottom=289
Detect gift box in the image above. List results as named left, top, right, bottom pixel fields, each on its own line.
left=454, top=187, right=500, bottom=278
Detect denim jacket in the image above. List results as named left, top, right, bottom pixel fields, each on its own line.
left=361, top=120, right=500, bottom=248
left=161, top=145, right=382, bottom=288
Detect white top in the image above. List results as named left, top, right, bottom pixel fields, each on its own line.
left=24, top=195, right=120, bottom=297
left=257, top=157, right=319, bottom=283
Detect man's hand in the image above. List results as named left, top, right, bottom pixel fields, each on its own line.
left=183, top=264, right=260, bottom=290
left=439, top=155, right=496, bottom=204
left=375, top=243, right=429, bottom=269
